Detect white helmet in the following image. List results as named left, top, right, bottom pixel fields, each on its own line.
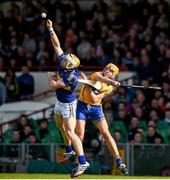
left=60, top=54, right=80, bottom=69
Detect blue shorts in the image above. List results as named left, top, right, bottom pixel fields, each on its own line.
left=76, top=100, right=104, bottom=121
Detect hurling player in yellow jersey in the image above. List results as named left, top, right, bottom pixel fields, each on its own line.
left=76, top=63, right=128, bottom=175
left=46, top=19, right=89, bottom=178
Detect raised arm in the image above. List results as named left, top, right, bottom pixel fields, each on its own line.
left=46, top=19, right=63, bottom=56
left=95, top=74, right=120, bottom=87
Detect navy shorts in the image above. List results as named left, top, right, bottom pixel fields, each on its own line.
left=76, top=100, right=104, bottom=121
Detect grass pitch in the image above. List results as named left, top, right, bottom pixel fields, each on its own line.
left=0, top=174, right=170, bottom=179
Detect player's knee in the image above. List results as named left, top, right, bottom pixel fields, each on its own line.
left=76, top=129, right=84, bottom=142
left=65, top=129, right=74, bottom=139
left=75, top=128, right=81, bottom=136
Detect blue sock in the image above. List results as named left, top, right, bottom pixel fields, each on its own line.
left=66, top=145, right=73, bottom=153
left=78, top=155, right=86, bottom=165
left=115, top=156, right=122, bottom=167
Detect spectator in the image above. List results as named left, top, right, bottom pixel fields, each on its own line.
left=137, top=54, right=154, bottom=82
left=133, top=107, right=146, bottom=121
left=133, top=131, right=143, bottom=144
left=0, top=38, right=8, bottom=59
left=0, top=76, right=6, bottom=105
left=38, top=56, right=49, bottom=71
left=116, top=109, right=130, bottom=129
left=150, top=99, right=159, bottom=111
left=14, top=115, right=30, bottom=139
left=122, top=50, right=134, bottom=70
left=38, top=118, right=49, bottom=139
left=92, top=0, right=108, bottom=15
left=81, top=47, right=98, bottom=66
left=15, top=46, right=26, bottom=66
left=114, top=87, right=131, bottom=105
left=8, top=58, right=18, bottom=69
left=27, top=133, right=48, bottom=160
left=22, top=33, right=37, bottom=53
left=8, top=37, right=18, bottom=56
left=107, top=0, right=127, bottom=32
left=96, top=44, right=110, bottom=65
left=76, top=31, right=92, bottom=61
left=4, top=71, right=20, bottom=102
left=164, top=109, right=170, bottom=124
left=136, top=127, right=145, bottom=137
left=36, top=40, right=49, bottom=64
left=157, top=96, right=166, bottom=116
left=149, top=110, right=160, bottom=123
left=112, top=130, right=123, bottom=143
left=148, top=120, right=157, bottom=127
left=17, top=66, right=34, bottom=98
left=127, top=117, right=140, bottom=141
left=6, top=130, right=21, bottom=158
left=146, top=125, right=163, bottom=143
left=22, top=125, right=33, bottom=142
left=154, top=135, right=164, bottom=144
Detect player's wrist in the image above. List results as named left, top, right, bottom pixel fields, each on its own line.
left=48, top=27, right=54, bottom=33
left=111, top=80, right=116, bottom=86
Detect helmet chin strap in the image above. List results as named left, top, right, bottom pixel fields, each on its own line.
left=61, top=62, right=75, bottom=70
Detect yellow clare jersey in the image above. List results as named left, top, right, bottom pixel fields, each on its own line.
left=79, top=72, right=113, bottom=105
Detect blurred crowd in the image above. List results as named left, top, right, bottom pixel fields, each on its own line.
left=0, top=0, right=169, bottom=75
left=0, top=115, right=49, bottom=161
left=0, top=66, right=34, bottom=103
left=0, top=0, right=170, bottom=150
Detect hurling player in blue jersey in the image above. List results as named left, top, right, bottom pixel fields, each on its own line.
left=47, top=19, right=89, bottom=177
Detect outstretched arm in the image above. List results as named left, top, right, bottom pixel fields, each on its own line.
left=95, top=74, right=120, bottom=87
left=46, top=19, right=63, bottom=56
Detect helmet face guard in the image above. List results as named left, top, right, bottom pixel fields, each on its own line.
left=104, top=63, right=119, bottom=77
left=60, top=54, right=80, bottom=69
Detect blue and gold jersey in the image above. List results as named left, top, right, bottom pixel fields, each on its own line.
left=55, top=53, right=78, bottom=103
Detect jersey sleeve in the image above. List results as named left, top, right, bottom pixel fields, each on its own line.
left=63, top=70, right=78, bottom=86
left=58, top=51, right=65, bottom=62
left=67, top=70, right=78, bottom=84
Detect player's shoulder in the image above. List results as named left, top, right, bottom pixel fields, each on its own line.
left=92, top=71, right=102, bottom=76
left=91, top=71, right=102, bottom=79
left=66, top=69, right=78, bottom=84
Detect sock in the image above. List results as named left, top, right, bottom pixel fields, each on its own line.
left=78, top=155, right=86, bottom=165
left=115, top=155, right=122, bottom=167
left=66, top=145, right=73, bottom=153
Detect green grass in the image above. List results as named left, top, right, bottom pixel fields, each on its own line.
left=0, top=174, right=170, bottom=179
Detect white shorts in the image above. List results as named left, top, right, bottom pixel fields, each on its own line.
left=54, top=98, right=77, bottom=119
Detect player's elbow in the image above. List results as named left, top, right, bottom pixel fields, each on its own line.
left=54, top=46, right=60, bottom=53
